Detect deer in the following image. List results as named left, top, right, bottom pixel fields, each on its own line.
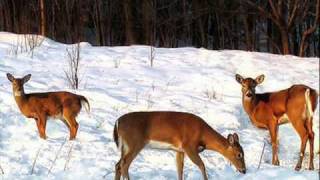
left=113, top=111, right=246, bottom=180
left=7, top=73, right=90, bottom=140
left=235, top=74, right=318, bottom=171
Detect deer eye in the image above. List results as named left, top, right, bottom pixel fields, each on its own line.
left=237, top=153, right=243, bottom=159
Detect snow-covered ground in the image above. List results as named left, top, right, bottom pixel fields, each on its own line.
left=0, top=32, right=319, bottom=179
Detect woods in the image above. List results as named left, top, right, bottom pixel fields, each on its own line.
left=0, top=0, right=319, bottom=57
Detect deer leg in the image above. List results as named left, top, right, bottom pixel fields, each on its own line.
left=70, top=119, right=79, bottom=140
left=115, top=144, right=126, bottom=180
left=287, top=108, right=309, bottom=171
left=291, top=122, right=308, bottom=171
left=306, top=117, right=314, bottom=170
left=287, top=100, right=312, bottom=171
left=61, top=119, right=71, bottom=134
left=176, top=152, right=185, bottom=180
left=120, top=145, right=143, bottom=180
left=63, top=111, right=79, bottom=140
left=35, top=114, right=47, bottom=139
left=114, top=160, right=121, bottom=180
left=184, top=147, right=207, bottom=180
left=268, top=121, right=279, bottom=166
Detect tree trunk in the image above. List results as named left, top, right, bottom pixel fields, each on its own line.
left=106, top=0, right=113, bottom=46
left=280, top=29, right=290, bottom=54
left=51, top=3, right=56, bottom=39
left=39, top=0, right=45, bottom=36
left=292, top=26, right=299, bottom=55
left=123, top=0, right=135, bottom=45
left=142, top=0, right=151, bottom=45
left=94, top=0, right=104, bottom=45
left=299, top=28, right=315, bottom=57
left=243, top=15, right=254, bottom=51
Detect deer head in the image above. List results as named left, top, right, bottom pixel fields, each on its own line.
left=7, top=73, right=31, bottom=96
left=235, top=74, right=265, bottom=98
left=225, top=133, right=246, bottom=173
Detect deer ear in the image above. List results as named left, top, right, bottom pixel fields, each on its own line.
left=235, top=74, right=244, bottom=84
left=22, top=74, right=31, bottom=84
left=7, top=73, right=14, bottom=82
left=233, top=133, right=239, bottom=142
left=255, top=74, right=265, bottom=84
left=228, top=134, right=235, bottom=145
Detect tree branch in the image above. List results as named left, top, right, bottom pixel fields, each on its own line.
left=268, top=0, right=280, bottom=21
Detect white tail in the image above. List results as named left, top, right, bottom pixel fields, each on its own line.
left=80, top=96, right=91, bottom=114
left=305, top=89, right=313, bottom=118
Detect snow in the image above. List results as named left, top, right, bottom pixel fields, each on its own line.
left=0, top=32, right=319, bottom=179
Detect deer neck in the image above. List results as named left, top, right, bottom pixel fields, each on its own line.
left=13, top=87, right=28, bottom=111
left=242, top=94, right=257, bottom=116
left=203, top=125, right=230, bottom=157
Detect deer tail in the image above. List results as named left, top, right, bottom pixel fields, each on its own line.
left=113, top=120, right=119, bottom=148
left=305, top=89, right=314, bottom=120
left=79, top=95, right=90, bottom=114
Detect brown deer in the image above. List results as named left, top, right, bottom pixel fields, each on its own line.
left=235, top=74, right=318, bottom=171
left=113, top=111, right=246, bottom=180
left=7, top=73, right=90, bottom=140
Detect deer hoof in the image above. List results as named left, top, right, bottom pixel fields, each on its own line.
left=308, top=165, right=314, bottom=171
left=272, top=159, right=280, bottom=166
left=295, top=164, right=302, bottom=171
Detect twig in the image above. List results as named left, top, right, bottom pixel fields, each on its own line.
left=0, top=163, right=4, bottom=174
left=30, top=146, right=42, bottom=175
left=150, top=46, right=155, bottom=67
left=65, top=43, right=81, bottom=89
left=64, top=142, right=74, bottom=171
left=47, top=138, right=67, bottom=176
left=102, top=169, right=113, bottom=179
left=257, top=140, right=266, bottom=170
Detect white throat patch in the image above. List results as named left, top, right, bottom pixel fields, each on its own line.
left=243, top=95, right=252, bottom=100
left=14, top=91, right=22, bottom=97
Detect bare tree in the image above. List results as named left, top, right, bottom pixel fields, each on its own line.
left=244, top=0, right=317, bottom=55
left=39, top=0, right=45, bottom=36
left=240, top=1, right=255, bottom=51
left=1, top=0, right=319, bottom=56
left=91, top=0, right=105, bottom=45
left=123, top=0, right=135, bottom=45
left=299, top=0, right=320, bottom=57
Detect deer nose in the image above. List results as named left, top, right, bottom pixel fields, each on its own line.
left=246, top=91, right=252, bottom=97
left=239, top=169, right=246, bottom=174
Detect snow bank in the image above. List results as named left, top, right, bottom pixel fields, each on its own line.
left=0, top=32, right=318, bottom=179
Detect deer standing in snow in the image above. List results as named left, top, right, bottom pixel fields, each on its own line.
left=235, top=74, right=318, bottom=170
left=7, top=73, right=90, bottom=140
left=113, top=111, right=246, bottom=180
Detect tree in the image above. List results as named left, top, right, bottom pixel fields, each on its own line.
left=244, top=0, right=318, bottom=55
left=299, top=0, right=319, bottom=57
left=39, top=0, right=45, bottom=36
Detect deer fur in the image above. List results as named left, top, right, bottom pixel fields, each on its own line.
left=7, top=73, right=90, bottom=140
left=235, top=74, right=318, bottom=171
left=113, top=111, right=246, bottom=180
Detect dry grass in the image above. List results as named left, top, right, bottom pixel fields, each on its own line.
left=65, top=43, right=81, bottom=89
left=30, top=145, right=42, bottom=175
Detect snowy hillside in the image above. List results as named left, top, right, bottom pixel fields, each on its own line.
left=0, top=32, right=319, bottom=179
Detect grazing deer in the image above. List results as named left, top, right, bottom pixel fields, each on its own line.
left=235, top=74, right=318, bottom=170
left=7, top=73, right=90, bottom=140
left=113, top=111, right=246, bottom=180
